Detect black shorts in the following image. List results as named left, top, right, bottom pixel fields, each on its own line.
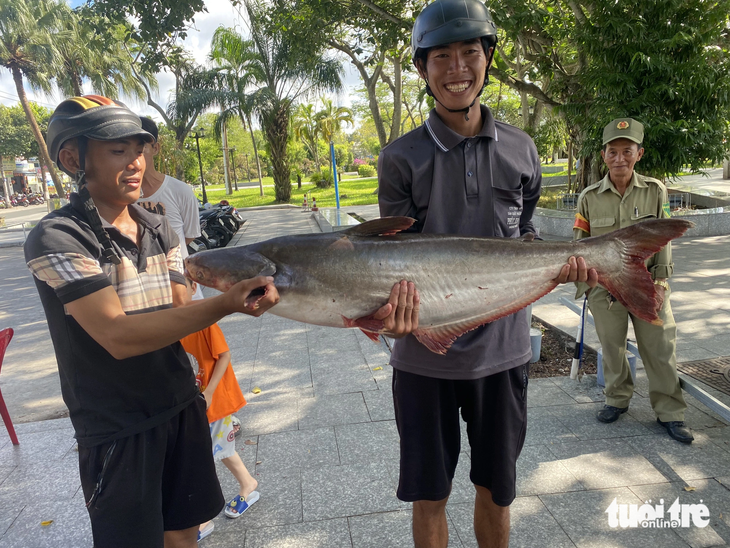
left=392, top=364, right=529, bottom=506
left=78, top=396, right=225, bottom=548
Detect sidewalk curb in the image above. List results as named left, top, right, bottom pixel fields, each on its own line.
left=239, top=204, right=301, bottom=211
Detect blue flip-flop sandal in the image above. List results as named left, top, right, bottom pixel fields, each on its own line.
left=197, top=521, right=214, bottom=542
left=224, top=491, right=260, bottom=518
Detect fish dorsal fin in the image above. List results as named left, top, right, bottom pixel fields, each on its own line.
left=343, top=216, right=416, bottom=237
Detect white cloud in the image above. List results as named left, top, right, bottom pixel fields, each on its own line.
left=0, top=0, right=362, bottom=118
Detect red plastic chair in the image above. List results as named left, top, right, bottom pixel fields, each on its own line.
left=0, top=328, right=19, bottom=445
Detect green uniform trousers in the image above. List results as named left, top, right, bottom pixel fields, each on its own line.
left=587, top=286, right=686, bottom=421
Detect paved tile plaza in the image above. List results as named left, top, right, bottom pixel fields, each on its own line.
left=0, top=203, right=729, bottom=547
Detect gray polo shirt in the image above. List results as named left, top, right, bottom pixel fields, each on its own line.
left=378, top=105, right=541, bottom=380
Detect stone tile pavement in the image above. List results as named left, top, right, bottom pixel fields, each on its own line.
left=0, top=206, right=729, bottom=547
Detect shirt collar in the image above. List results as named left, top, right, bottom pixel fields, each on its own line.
left=69, top=192, right=163, bottom=234
left=597, top=171, right=645, bottom=194
left=424, top=105, right=498, bottom=152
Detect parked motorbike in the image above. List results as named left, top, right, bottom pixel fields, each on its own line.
left=187, top=225, right=212, bottom=255
left=217, top=200, right=244, bottom=229
left=12, top=194, right=29, bottom=207
left=198, top=208, right=234, bottom=248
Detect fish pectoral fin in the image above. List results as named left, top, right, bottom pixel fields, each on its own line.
left=343, top=216, right=416, bottom=237
left=359, top=329, right=381, bottom=343
left=341, top=314, right=385, bottom=339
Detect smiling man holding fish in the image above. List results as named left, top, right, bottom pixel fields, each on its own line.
left=377, top=1, right=596, bottom=546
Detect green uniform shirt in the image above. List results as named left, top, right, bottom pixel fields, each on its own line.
left=573, top=171, right=673, bottom=298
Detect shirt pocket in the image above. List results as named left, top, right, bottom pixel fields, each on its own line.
left=592, top=217, right=616, bottom=229
left=631, top=212, right=657, bottom=221
left=492, top=186, right=523, bottom=232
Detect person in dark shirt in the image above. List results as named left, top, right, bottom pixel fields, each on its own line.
left=25, top=95, right=280, bottom=548
left=378, top=2, right=597, bottom=546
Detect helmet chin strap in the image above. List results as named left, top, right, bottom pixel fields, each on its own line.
left=424, top=69, right=489, bottom=122
left=74, top=136, right=122, bottom=265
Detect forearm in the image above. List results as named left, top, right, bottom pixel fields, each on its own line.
left=205, top=351, right=230, bottom=396
left=66, top=288, right=234, bottom=360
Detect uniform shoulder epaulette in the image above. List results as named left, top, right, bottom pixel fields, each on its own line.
left=581, top=181, right=602, bottom=194
left=639, top=174, right=663, bottom=186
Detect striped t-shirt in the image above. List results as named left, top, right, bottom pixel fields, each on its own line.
left=25, top=194, right=198, bottom=446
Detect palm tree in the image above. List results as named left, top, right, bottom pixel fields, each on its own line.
left=0, top=0, right=66, bottom=196
left=315, top=98, right=353, bottom=174
left=130, top=48, right=219, bottom=180
left=209, top=26, right=266, bottom=196
left=315, top=98, right=354, bottom=144
left=54, top=10, right=154, bottom=100
left=227, top=0, right=343, bottom=203
left=292, top=103, right=322, bottom=171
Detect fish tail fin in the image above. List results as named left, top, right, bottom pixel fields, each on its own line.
left=584, top=219, right=693, bottom=324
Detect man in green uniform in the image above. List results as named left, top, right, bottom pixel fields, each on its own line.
left=573, top=117, right=693, bottom=444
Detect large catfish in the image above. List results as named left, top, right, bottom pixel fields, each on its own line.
left=185, top=216, right=693, bottom=354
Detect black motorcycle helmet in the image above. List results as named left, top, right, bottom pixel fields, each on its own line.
left=47, top=95, right=154, bottom=177
left=46, top=95, right=154, bottom=265
left=412, top=0, right=498, bottom=119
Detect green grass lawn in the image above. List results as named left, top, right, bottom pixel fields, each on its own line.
left=199, top=177, right=380, bottom=209
left=200, top=176, right=573, bottom=210
left=201, top=164, right=709, bottom=211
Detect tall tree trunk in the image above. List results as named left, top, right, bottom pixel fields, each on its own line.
left=12, top=66, right=61, bottom=196
left=39, top=162, right=50, bottom=201
left=387, top=55, right=403, bottom=144
left=1, top=155, right=11, bottom=207
left=222, top=118, right=232, bottom=195
left=313, top=139, right=320, bottom=171
left=175, top=134, right=186, bottom=181
left=330, top=42, right=388, bottom=149
left=243, top=113, right=264, bottom=197
left=265, top=103, right=291, bottom=203
left=72, top=70, right=83, bottom=96
left=567, top=141, right=573, bottom=193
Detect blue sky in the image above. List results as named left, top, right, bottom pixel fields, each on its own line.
left=0, top=0, right=358, bottom=121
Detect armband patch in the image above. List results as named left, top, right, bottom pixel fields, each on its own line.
left=662, top=202, right=671, bottom=217
left=573, top=213, right=590, bottom=234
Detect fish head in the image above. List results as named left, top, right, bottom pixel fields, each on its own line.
left=184, top=248, right=277, bottom=292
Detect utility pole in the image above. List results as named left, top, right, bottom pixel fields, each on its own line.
left=191, top=127, right=208, bottom=204
left=221, top=117, right=232, bottom=195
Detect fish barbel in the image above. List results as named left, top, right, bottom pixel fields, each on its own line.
left=185, top=216, right=693, bottom=354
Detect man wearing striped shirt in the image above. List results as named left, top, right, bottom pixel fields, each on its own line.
left=24, top=95, right=279, bottom=548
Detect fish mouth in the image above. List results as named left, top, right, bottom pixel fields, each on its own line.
left=245, top=285, right=269, bottom=310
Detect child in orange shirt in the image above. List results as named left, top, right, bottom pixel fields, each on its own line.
left=180, top=280, right=259, bottom=541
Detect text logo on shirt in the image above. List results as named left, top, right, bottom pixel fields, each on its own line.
left=507, top=206, right=521, bottom=229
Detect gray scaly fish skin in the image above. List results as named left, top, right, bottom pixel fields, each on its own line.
left=185, top=216, right=693, bottom=354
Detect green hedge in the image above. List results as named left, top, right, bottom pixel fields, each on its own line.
left=358, top=164, right=376, bottom=178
